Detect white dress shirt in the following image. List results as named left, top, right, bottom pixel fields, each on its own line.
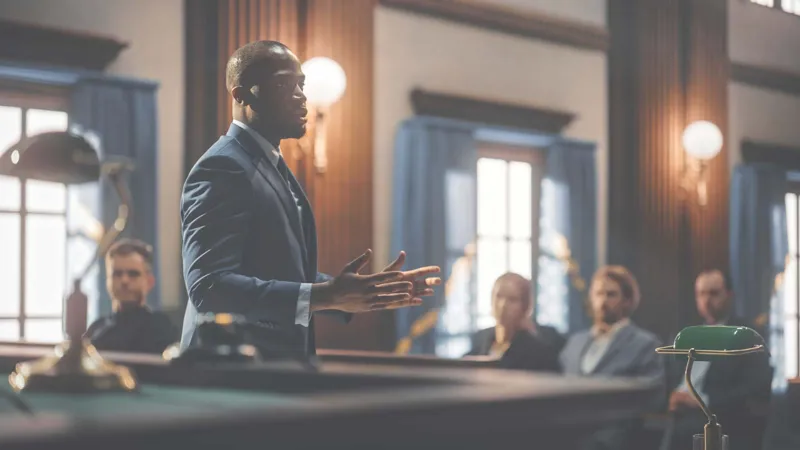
left=233, top=120, right=311, bottom=327
left=581, top=318, right=631, bottom=374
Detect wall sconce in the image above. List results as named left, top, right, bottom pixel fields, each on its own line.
left=301, top=56, right=347, bottom=173
left=681, top=120, right=723, bottom=207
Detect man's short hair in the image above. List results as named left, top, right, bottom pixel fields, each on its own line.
left=106, top=238, right=154, bottom=270
left=698, top=268, right=734, bottom=291
left=225, top=40, right=289, bottom=92
left=592, top=265, right=641, bottom=310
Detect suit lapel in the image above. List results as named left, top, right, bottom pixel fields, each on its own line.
left=592, top=324, right=634, bottom=374
left=227, top=124, right=310, bottom=272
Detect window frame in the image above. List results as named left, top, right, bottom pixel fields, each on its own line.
left=749, top=0, right=800, bottom=17
left=435, top=142, right=545, bottom=356
left=0, top=85, right=70, bottom=341
left=784, top=181, right=800, bottom=378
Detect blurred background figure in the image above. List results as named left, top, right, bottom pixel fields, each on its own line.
left=465, top=272, right=562, bottom=371
left=665, top=269, right=773, bottom=450
left=84, top=239, right=177, bottom=354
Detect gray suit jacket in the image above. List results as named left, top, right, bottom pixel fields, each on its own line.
left=560, top=322, right=665, bottom=383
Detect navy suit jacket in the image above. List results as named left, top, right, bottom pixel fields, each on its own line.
left=180, top=123, right=342, bottom=357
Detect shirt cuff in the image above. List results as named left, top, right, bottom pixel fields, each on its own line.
left=295, top=283, right=312, bottom=327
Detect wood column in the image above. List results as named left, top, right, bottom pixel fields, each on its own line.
left=185, top=0, right=385, bottom=350
left=608, top=0, right=728, bottom=340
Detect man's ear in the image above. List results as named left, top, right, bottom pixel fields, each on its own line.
left=231, top=86, right=248, bottom=105
left=146, top=272, right=156, bottom=291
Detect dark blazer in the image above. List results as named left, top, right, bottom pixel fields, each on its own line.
left=180, top=123, right=345, bottom=358
left=466, top=326, right=561, bottom=372
left=84, top=307, right=177, bottom=355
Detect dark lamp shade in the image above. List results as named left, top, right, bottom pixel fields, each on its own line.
left=0, top=131, right=100, bottom=184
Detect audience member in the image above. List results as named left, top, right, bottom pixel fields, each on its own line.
left=666, top=269, right=772, bottom=450
left=465, top=273, right=562, bottom=371
left=560, top=265, right=664, bottom=450
left=84, top=238, right=177, bottom=354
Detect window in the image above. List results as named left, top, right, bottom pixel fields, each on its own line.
left=0, top=95, right=71, bottom=343
left=781, top=188, right=800, bottom=380
left=436, top=144, right=543, bottom=357
left=750, top=0, right=800, bottom=17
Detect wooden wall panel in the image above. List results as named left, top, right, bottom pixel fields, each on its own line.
left=608, top=0, right=729, bottom=340
left=684, top=0, right=729, bottom=284
left=304, top=0, right=389, bottom=351
left=185, top=0, right=385, bottom=350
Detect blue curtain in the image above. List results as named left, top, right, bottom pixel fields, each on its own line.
left=730, top=163, right=788, bottom=385
left=391, top=117, right=477, bottom=354
left=537, top=140, right=597, bottom=333
left=70, top=77, right=160, bottom=316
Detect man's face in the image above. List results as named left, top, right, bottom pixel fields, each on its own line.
left=590, top=276, right=631, bottom=326
left=106, top=253, right=154, bottom=310
left=695, top=271, right=731, bottom=324
left=246, top=49, right=308, bottom=139
left=491, top=278, right=529, bottom=328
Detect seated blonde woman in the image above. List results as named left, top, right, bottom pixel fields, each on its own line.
left=465, top=273, right=562, bottom=372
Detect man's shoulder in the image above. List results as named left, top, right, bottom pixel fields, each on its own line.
left=85, top=316, right=111, bottom=333
left=188, top=137, right=252, bottom=175
left=626, top=322, right=662, bottom=346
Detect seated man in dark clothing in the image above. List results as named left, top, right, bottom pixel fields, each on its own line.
left=84, top=239, right=177, bottom=354
left=465, top=272, right=562, bottom=372
left=666, top=269, right=772, bottom=450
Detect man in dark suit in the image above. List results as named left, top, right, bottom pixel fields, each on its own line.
left=465, top=273, right=561, bottom=372
left=667, top=269, right=772, bottom=450
left=181, top=40, right=441, bottom=358
left=85, top=239, right=177, bottom=354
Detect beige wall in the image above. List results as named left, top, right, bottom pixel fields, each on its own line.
left=0, top=0, right=185, bottom=309
left=374, top=5, right=608, bottom=269
left=728, top=0, right=800, bottom=170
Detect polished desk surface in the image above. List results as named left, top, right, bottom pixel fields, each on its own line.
left=0, top=343, right=660, bottom=450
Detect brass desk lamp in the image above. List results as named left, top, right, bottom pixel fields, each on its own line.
left=0, top=131, right=138, bottom=393
left=656, top=325, right=767, bottom=450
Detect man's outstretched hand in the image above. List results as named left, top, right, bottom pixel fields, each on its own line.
left=379, top=251, right=442, bottom=309
left=311, top=249, right=441, bottom=313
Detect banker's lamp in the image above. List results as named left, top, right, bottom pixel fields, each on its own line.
left=681, top=120, right=723, bottom=207
left=1, top=131, right=138, bottom=393
left=656, top=325, right=767, bottom=450
left=301, top=56, right=346, bottom=173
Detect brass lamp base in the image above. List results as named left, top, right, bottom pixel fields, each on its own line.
left=8, top=339, right=138, bottom=393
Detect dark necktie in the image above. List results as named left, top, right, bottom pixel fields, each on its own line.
left=276, top=154, right=291, bottom=184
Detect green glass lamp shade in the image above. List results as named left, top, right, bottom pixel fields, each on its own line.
left=0, top=131, right=100, bottom=184
left=658, top=325, right=766, bottom=361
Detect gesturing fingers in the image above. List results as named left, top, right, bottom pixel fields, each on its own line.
left=370, top=297, right=423, bottom=310
left=383, top=251, right=406, bottom=272
left=402, top=266, right=441, bottom=279
left=343, top=249, right=373, bottom=274
left=360, top=271, right=404, bottom=285
left=368, top=281, right=413, bottom=295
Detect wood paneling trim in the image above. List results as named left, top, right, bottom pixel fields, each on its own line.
left=379, top=0, right=609, bottom=52
left=411, top=89, right=574, bottom=134
left=730, top=62, right=800, bottom=97
left=742, top=139, right=800, bottom=169
left=0, top=19, right=127, bottom=71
